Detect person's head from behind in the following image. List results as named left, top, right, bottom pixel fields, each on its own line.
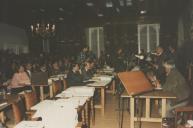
left=84, top=60, right=92, bottom=70
left=156, top=46, right=164, bottom=56
left=117, top=48, right=123, bottom=54
left=15, top=64, right=25, bottom=73
left=168, top=45, right=176, bottom=53
left=83, top=46, right=89, bottom=53
left=25, top=62, right=32, bottom=71
left=163, top=59, right=175, bottom=75
left=52, top=61, right=59, bottom=70
left=40, top=64, right=47, bottom=72
left=72, top=63, right=80, bottom=72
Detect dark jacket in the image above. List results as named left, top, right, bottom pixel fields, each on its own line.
left=81, top=68, right=93, bottom=81
left=67, top=71, right=83, bottom=86
left=163, top=68, right=190, bottom=105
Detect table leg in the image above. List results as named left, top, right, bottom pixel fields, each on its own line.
left=85, top=100, right=90, bottom=128
left=91, top=97, right=95, bottom=125
left=162, top=99, right=167, bottom=117
left=101, top=87, right=105, bottom=115
left=82, top=107, right=86, bottom=126
left=0, top=112, right=5, bottom=124
left=49, top=84, right=53, bottom=98
left=130, top=97, right=135, bottom=128
left=145, top=98, right=150, bottom=118
left=63, top=79, right=67, bottom=90
left=112, top=80, right=115, bottom=95
left=40, top=86, right=44, bottom=101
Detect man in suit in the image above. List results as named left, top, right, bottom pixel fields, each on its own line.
left=67, top=63, right=83, bottom=86
left=159, top=59, right=190, bottom=117
left=81, top=60, right=93, bottom=81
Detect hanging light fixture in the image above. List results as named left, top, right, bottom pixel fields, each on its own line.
left=30, top=0, right=56, bottom=39
left=30, top=21, right=56, bottom=38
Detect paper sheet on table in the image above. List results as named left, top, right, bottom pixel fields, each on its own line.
left=87, top=80, right=111, bottom=87
left=0, top=102, right=7, bottom=107
left=37, top=104, right=78, bottom=128
left=14, top=121, right=44, bottom=128
left=55, top=97, right=88, bottom=106
left=31, top=100, right=53, bottom=110
left=60, top=86, right=95, bottom=97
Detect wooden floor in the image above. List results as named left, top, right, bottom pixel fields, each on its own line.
left=92, top=94, right=161, bottom=128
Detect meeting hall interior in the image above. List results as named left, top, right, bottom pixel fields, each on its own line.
left=0, top=0, right=193, bottom=128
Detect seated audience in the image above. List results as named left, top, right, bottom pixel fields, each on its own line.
left=81, top=60, right=93, bottom=81
left=62, top=57, right=71, bottom=73
left=49, top=61, right=62, bottom=76
left=67, top=63, right=83, bottom=85
left=156, top=59, right=190, bottom=117
left=77, top=46, right=89, bottom=65
left=10, top=64, right=31, bottom=87
left=9, top=64, right=31, bottom=94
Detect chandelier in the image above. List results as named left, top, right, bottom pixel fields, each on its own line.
left=30, top=22, right=56, bottom=38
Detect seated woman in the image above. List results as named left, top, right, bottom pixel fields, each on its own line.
left=67, top=63, right=83, bottom=86
left=9, top=64, right=31, bottom=94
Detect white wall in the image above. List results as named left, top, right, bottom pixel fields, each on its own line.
left=0, top=23, right=29, bottom=54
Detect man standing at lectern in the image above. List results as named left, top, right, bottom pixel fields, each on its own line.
left=159, top=59, right=190, bottom=117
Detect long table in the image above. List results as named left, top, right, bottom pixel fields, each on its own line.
left=27, top=86, right=95, bottom=128
left=86, top=77, right=112, bottom=115
left=121, top=90, right=176, bottom=128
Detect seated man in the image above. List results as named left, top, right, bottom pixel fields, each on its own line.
left=49, top=61, right=62, bottom=76
left=67, top=63, right=83, bottom=86
left=157, top=59, right=190, bottom=117
left=81, top=60, right=93, bottom=81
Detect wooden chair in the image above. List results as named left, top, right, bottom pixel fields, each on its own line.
left=12, top=98, right=26, bottom=124
left=52, top=80, right=63, bottom=96
left=12, top=96, right=39, bottom=126
left=62, top=78, right=68, bottom=90
left=24, top=91, right=38, bottom=111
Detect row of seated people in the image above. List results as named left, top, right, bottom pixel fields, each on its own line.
left=1, top=61, right=96, bottom=127
left=2, top=58, right=96, bottom=95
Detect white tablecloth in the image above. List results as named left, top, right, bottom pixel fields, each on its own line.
left=14, top=121, right=44, bottom=128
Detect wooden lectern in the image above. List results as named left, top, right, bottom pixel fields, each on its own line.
left=118, top=71, right=176, bottom=128
left=118, top=71, right=153, bottom=96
